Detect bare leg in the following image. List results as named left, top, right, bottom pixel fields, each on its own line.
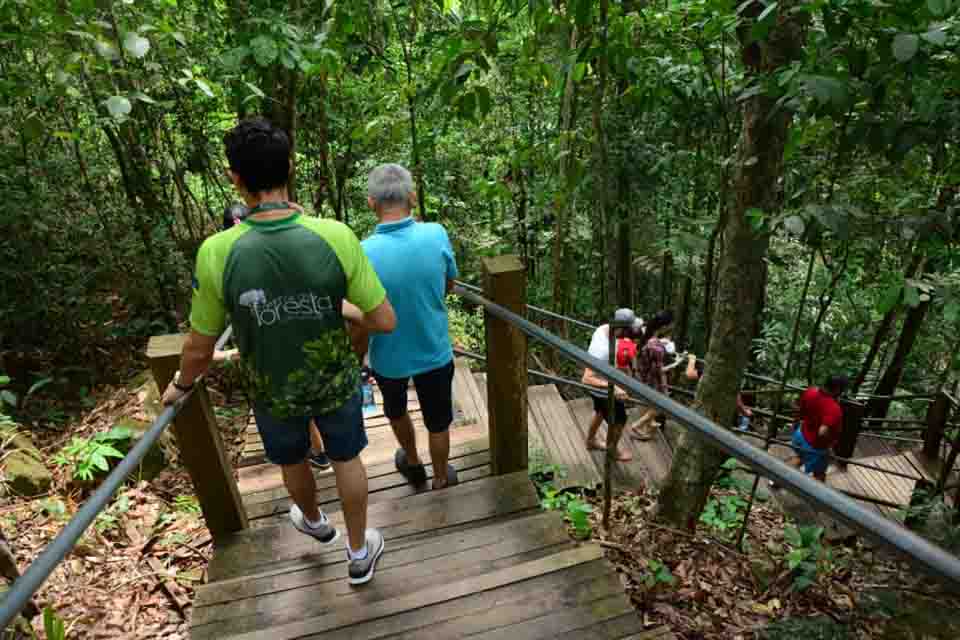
left=429, top=431, right=451, bottom=488
left=389, top=413, right=422, bottom=465
left=309, top=421, right=324, bottom=453
left=332, top=457, right=369, bottom=552
left=630, top=408, right=657, bottom=439
left=609, top=422, right=633, bottom=462
left=281, top=461, right=319, bottom=522
left=586, top=412, right=605, bottom=449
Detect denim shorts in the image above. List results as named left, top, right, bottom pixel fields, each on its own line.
left=791, top=426, right=828, bottom=476
left=253, top=391, right=367, bottom=465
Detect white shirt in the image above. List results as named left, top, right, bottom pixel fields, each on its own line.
left=588, top=324, right=611, bottom=363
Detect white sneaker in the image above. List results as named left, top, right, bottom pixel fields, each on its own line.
left=290, top=503, right=340, bottom=545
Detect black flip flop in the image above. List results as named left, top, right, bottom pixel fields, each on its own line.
left=394, top=448, right=428, bottom=486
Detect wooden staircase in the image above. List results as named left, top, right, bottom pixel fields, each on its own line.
left=189, top=359, right=662, bottom=639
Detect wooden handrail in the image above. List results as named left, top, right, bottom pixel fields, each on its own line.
left=481, top=256, right=528, bottom=476
left=147, top=334, right=247, bottom=540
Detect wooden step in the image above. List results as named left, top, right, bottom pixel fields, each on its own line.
left=191, top=510, right=574, bottom=637
left=197, top=545, right=625, bottom=640
left=455, top=358, right=487, bottom=425
left=245, top=449, right=494, bottom=527
left=208, top=470, right=539, bottom=582
left=237, top=420, right=491, bottom=495
left=528, top=385, right=602, bottom=490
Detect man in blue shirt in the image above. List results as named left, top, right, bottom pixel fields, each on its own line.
left=361, top=163, right=459, bottom=489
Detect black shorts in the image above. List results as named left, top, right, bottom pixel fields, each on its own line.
left=592, top=395, right=627, bottom=426
left=373, top=360, right=455, bottom=434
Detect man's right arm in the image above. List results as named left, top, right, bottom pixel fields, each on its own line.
left=343, top=299, right=396, bottom=333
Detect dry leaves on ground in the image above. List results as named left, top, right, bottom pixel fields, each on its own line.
left=2, top=377, right=249, bottom=638
left=589, top=484, right=960, bottom=640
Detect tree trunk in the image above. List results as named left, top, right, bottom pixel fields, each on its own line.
left=675, top=267, right=693, bottom=351
left=866, top=299, right=932, bottom=418
left=805, top=248, right=849, bottom=384
left=550, top=25, right=578, bottom=326
left=851, top=252, right=923, bottom=395
left=656, top=1, right=806, bottom=530
left=268, top=67, right=298, bottom=202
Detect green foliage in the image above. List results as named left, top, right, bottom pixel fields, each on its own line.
left=783, top=525, right=828, bottom=592
left=642, top=559, right=677, bottom=589
left=53, top=427, right=133, bottom=483
left=41, top=606, right=67, bottom=640
left=760, top=616, right=851, bottom=640
left=447, top=295, right=485, bottom=354
left=699, top=494, right=748, bottom=539
left=95, top=494, right=131, bottom=533
left=173, top=494, right=202, bottom=515
left=539, top=484, right=593, bottom=540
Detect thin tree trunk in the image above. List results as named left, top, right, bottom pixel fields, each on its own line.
left=675, top=268, right=693, bottom=351
left=851, top=252, right=924, bottom=395
left=550, top=25, right=578, bottom=327
left=805, top=248, right=849, bottom=384
left=656, top=1, right=806, bottom=530
left=867, top=298, right=932, bottom=418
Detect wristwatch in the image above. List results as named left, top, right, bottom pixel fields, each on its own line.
left=173, top=372, right=195, bottom=392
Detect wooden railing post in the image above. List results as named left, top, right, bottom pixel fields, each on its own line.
left=148, top=334, right=247, bottom=540
left=482, top=256, right=528, bottom=476
left=924, top=391, right=950, bottom=459
left=835, top=399, right=865, bottom=466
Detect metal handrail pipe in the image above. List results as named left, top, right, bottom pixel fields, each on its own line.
left=454, top=284, right=960, bottom=591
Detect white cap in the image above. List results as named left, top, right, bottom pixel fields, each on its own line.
left=613, top=308, right=636, bottom=326
left=632, top=317, right=644, bottom=333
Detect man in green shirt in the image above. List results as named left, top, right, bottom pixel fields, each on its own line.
left=162, top=117, right=396, bottom=585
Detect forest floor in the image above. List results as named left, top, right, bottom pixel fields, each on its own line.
left=584, top=480, right=960, bottom=640
left=1, top=367, right=249, bottom=639
left=4, top=362, right=960, bottom=639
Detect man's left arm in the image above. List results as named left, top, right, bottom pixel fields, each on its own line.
left=442, top=226, right=458, bottom=294
left=161, top=331, right=218, bottom=405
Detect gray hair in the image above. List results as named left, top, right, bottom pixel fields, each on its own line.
left=367, top=163, right=415, bottom=206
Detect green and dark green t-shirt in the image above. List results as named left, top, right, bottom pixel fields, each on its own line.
left=190, top=212, right=386, bottom=417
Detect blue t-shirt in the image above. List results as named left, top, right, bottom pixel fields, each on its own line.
left=361, top=217, right=458, bottom=378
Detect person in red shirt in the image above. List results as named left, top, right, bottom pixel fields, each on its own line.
left=616, top=333, right=639, bottom=375
left=786, top=376, right=848, bottom=481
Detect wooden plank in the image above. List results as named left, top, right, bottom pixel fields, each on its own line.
left=456, top=594, right=633, bottom=640
left=529, top=386, right=600, bottom=490
left=452, top=359, right=482, bottom=425
left=248, top=464, right=494, bottom=528
left=236, top=425, right=490, bottom=497
left=147, top=334, right=248, bottom=540
left=192, top=514, right=574, bottom=634
left=483, top=255, right=528, bottom=476
left=207, top=471, right=538, bottom=581
left=202, top=545, right=604, bottom=640
left=202, top=507, right=543, bottom=603
left=245, top=450, right=490, bottom=515
left=472, top=371, right=492, bottom=435
left=296, top=558, right=616, bottom=640
left=195, top=510, right=567, bottom=608
left=242, top=442, right=491, bottom=504
left=552, top=613, right=651, bottom=640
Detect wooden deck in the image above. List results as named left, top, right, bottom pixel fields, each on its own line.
left=194, top=359, right=663, bottom=639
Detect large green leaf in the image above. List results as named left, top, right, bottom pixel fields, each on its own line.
left=802, top=75, right=848, bottom=107
left=250, top=36, right=279, bottom=67
left=927, top=0, right=950, bottom=17
left=123, top=32, right=150, bottom=58
left=105, top=95, right=132, bottom=119
left=892, top=33, right=919, bottom=62
left=922, top=27, right=947, bottom=47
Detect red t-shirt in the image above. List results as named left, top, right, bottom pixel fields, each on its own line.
left=616, top=338, right=637, bottom=370
left=799, top=387, right=843, bottom=449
